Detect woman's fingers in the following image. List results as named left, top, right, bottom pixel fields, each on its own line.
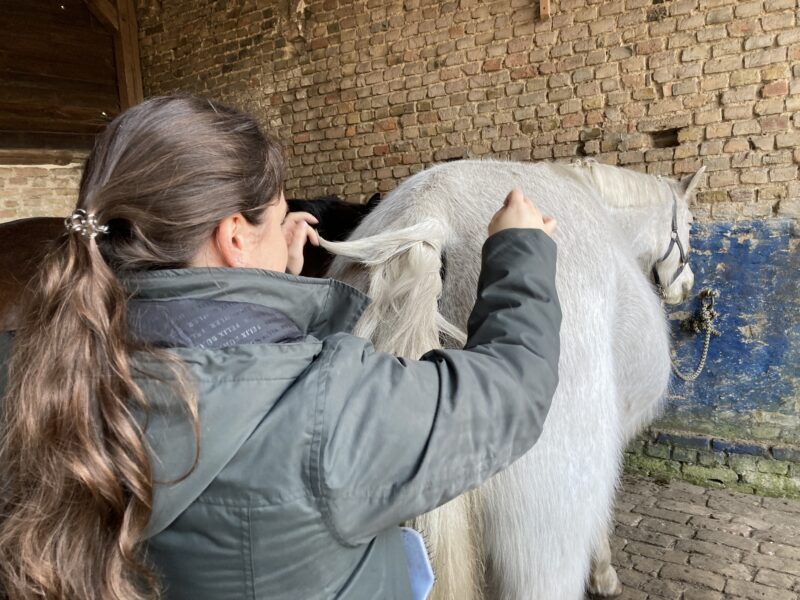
left=504, top=187, right=524, bottom=207
left=307, top=224, right=320, bottom=247
left=284, top=211, right=319, bottom=227
left=489, top=187, right=549, bottom=236
left=284, top=218, right=321, bottom=275
left=285, top=220, right=306, bottom=275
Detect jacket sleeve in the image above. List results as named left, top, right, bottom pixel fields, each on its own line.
left=312, top=228, right=561, bottom=546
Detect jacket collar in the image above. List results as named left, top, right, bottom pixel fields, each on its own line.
left=120, top=268, right=370, bottom=339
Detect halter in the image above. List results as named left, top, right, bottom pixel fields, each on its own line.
left=651, top=193, right=688, bottom=293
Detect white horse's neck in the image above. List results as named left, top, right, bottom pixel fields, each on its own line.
left=606, top=202, right=675, bottom=273
left=564, top=161, right=677, bottom=272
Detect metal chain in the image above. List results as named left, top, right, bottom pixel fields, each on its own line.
left=671, top=288, right=721, bottom=382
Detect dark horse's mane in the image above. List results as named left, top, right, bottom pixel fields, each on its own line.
left=0, top=194, right=380, bottom=332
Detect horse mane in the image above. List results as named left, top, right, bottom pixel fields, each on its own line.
left=549, top=159, right=674, bottom=209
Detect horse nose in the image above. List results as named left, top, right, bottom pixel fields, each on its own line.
left=681, top=280, right=693, bottom=303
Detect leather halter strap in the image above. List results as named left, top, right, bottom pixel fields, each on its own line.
left=651, top=194, right=688, bottom=291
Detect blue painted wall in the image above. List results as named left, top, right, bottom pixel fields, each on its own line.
left=660, top=219, right=800, bottom=445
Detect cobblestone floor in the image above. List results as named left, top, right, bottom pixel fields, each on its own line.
left=596, top=474, right=800, bottom=600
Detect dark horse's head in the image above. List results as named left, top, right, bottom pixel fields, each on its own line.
left=0, top=193, right=380, bottom=332
left=287, top=193, right=380, bottom=277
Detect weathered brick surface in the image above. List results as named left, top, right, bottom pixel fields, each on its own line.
left=588, top=474, right=800, bottom=599
left=132, top=0, right=800, bottom=220
left=628, top=429, right=800, bottom=500
left=0, top=163, right=83, bottom=223
left=10, top=0, right=799, bottom=221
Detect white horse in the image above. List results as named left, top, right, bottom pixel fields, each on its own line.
left=322, top=159, right=703, bottom=600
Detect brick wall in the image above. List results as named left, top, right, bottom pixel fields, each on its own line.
left=0, top=163, right=83, bottom=223
left=134, top=0, right=800, bottom=496
left=7, top=1, right=797, bottom=222
left=137, top=0, right=800, bottom=220
left=627, top=427, right=800, bottom=498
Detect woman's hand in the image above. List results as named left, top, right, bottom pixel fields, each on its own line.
left=283, top=212, right=320, bottom=275
left=488, top=187, right=557, bottom=238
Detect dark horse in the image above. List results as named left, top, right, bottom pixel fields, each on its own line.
left=0, top=195, right=380, bottom=332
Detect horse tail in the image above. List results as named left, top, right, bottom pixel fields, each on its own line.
left=320, top=220, right=466, bottom=355
left=321, top=222, right=483, bottom=600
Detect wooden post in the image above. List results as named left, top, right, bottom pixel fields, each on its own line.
left=83, top=0, right=143, bottom=109
left=114, top=0, right=144, bottom=109
left=540, top=0, right=551, bottom=20
left=84, top=0, right=119, bottom=31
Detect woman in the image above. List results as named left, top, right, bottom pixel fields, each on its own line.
left=0, top=96, right=560, bottom=600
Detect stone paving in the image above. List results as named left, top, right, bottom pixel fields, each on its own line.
left=592, top=474, right=800, bottom=600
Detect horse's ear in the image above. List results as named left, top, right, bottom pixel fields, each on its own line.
left=680, top=166, right=706, bottom=200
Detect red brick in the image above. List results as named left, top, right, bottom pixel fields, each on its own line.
left=482, top=57, right=502, bottom=72
left=761, top=81, right=789, bottom=97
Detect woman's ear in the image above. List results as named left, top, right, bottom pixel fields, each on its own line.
left=214, top=213, right=248, bottom=267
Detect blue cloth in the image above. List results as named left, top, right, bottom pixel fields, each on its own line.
left=400, top=527, right=434, bottom=600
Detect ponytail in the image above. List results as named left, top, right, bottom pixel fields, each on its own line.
left=0, top=95, right=282, bottom=599
left=0, top=230, right=167, bottom=599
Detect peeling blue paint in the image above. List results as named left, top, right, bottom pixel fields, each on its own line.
left=658, top=219, right=800, bottom=444
left=772, top=446, right=800, bottom=462
left=655, top=432, right=711, bottom=450
left=711, top=439, right=770, bottom=457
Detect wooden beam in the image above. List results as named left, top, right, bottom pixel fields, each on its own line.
left=113, top=0, right=144, bottom=109
left=0, top=131, right=97, bottom=151
left=0, top=148, right=89, bottom=166
left=83, top=0, right=119, bottom=31
left=540, top=0, right=551, bottom=20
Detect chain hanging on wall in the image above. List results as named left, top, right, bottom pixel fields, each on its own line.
left=671, top=288, right=721, bottom=382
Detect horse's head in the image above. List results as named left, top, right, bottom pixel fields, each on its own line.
left=652, top=167, right=704, bottom=305
left=570, top=159, right=703, bottom=305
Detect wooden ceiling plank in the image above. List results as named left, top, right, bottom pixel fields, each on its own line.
left=0, top=54, right=116, bottom=86
left=82, top=0, right=119, bottom=31
left=2, top=1, right=96, bottom=29
left=0, top=72, right=119, bottom=105
left=0, top=35, right=116, bottom=75
left=0, top=88, right=119, bottom=116
left=0, top=24, right=115, bottom=53
left=0, top=101, right=114, bottom=124
left=0, top=0, right=140, bottom=140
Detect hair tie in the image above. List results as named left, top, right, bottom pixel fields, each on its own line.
left=64, top=209, right=109, bottom=240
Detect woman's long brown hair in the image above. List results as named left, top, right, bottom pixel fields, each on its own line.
left=0, top=96, right=285, bottom=599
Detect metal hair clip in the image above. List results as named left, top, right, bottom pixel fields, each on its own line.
left=64, top=209, right=109, bottom=240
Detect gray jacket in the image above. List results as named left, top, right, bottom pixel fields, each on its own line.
left=0, top=228, right=560, bottom=599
